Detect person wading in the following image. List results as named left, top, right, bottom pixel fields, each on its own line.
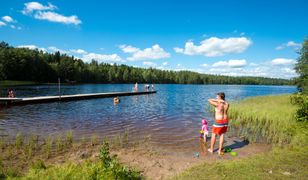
left=208, top=92, right=229, bottom=155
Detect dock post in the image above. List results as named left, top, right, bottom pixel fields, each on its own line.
left=58, top=78, right=61, bottom=100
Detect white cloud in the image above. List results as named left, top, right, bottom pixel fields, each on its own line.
left=143, top=61, right=157, bottom=67
left=0, top=21, right=6, bottom=27
left=70, top=49, right=87, bottom=54
left=17, top=45, right=46, bottom=52
left=48, top=46, right=69, bottom=54
left=22, top=2, right=56, bottom=15
left=271, top=58, right=295, bottom=65
left=249, top=63, right=258, bottom=66
left=82, top=53, right=123, bottom=63
left=119, top=44, right=170, bottom=61
left=119, top=45, right=139, bottom=53
left=212, top=59, right=247, bottom=68
left=34, top=11, right=81, bottom=25
left=162, top=61, right=168, bottom=66
left=174, top=37, right=252, bottom=57
left=200, top=64, right=208, bottom=67
left=21, top=2, right=81, bottom=25
left=276, top=41, right=301, bottom=50
left=2, top=16, right=14, bottom=23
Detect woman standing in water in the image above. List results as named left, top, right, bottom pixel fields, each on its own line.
left=208, top=92, right=229, bottom=155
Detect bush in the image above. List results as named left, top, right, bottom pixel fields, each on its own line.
left=291, top=93, right=308, bottom=122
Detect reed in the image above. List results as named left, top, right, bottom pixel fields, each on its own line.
left=228, top=95, right=297, bottom=144
left=44, top=136, right=53, bottom=158
left=56, top=136, right=64, bottom=152
left=91, top=135, right=98, bottom=146
left=66, top=130, right=73, bottom=146
left=15, top=133, right=24, bottom=149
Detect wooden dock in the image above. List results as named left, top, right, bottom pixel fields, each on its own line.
left=0, top=91, right=156, bottom=106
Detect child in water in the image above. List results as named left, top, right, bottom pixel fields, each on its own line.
left=200, top=119, right=209, bottom=143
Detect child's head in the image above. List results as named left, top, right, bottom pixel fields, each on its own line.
left=202, top=119, right=207, bottom=125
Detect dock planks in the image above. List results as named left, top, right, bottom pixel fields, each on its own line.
left=0, top=91, right=156, bottom=105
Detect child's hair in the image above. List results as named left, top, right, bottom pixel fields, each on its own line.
left=202, top=119, right=207, bottom=125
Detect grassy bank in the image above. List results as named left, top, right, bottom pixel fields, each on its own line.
left=174, top=95, right=308, bottom=180
left=0, top=131, right=145, bottom=179
left=228, top=95, right=299, bottom=144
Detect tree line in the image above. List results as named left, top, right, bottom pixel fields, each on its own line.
left=0, top=41, right=292, bottom=85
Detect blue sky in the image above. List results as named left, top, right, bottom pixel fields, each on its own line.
left=1, top=0, right=307, bottom=79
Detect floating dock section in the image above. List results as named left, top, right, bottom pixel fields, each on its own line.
left=0, top=91, right=156, bottom=106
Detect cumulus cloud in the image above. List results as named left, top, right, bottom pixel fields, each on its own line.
left=276, top=41, right=301, bottom=50
left=119, top=44, right=170, bottom=61
left=82, top=53, right=123, bottom=63
left=34, top=11, right=81, bottom=25
left=48, top=46, right=69, bottom=54
left=2, top=16, right=14, bottom=23
left=143, top=61, right=157, bottom=67
left=212, top=59, right=247, bottom=68
left=21, top=2, right=81, bottom=25
left=70, top=49, right=88, bottom=54
left=162, top=61, right=168, bottom=66
left=17, top=45, right=46, bottom=52
left=22, top=2, right=56, bottom=15
left=174, top=37, right=252, bottom=57
left=0, top=21, right=6, bottom=27
left=271, top=58, right=295, bottom=65
left=200, top=64, right=208, bottom=67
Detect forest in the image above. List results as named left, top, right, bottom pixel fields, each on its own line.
left=0, top=41, right=292, bottom=85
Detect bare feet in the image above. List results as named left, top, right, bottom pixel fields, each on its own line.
left=208, top=149, right=213, bottom=153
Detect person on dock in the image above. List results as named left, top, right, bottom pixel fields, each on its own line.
left=134, top=83, right=138, bottom=92
left=151, top=84, right=154, bottom=91
left=7, top=89, right=15, bottom=98
left=208, top=92, right=229, bottom=155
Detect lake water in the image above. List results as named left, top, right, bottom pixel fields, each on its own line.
left=0, top=84, right=296, bottom=152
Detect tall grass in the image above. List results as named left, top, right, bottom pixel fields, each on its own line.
left=228, top=95, right=297, bottom=144
left=16, top=142, right=141, bottom=180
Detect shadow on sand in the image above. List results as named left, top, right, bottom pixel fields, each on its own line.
left=224, top=139, right=249, bottom=151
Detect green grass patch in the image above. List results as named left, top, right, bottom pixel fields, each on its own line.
left=173, top=146, right=308, bottom=180
left=228, top=95, right=298, bottom=144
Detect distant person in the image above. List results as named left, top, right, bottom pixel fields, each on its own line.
left=208, top=92, right=229, bottom=155
left=7, top=89, right=15, bottom=98
left=151, top=84, right=154, bottom=91
left=145, top=84, right=150, bottom=91
left=134, top=83, right=138, bottom=92
left=113, top=97, right=120, bottom=104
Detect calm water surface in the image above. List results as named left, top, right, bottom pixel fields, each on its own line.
left=0, top=84, right=296, bottom=152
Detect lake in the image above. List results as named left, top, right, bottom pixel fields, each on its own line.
left=0, top=84, right=296, bottom=152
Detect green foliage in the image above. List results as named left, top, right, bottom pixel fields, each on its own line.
left=291, top=93, right=308, bottom=122
left=0, top=41, right=291, bottom=85
left=295, top=39, right=308, bottom=94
